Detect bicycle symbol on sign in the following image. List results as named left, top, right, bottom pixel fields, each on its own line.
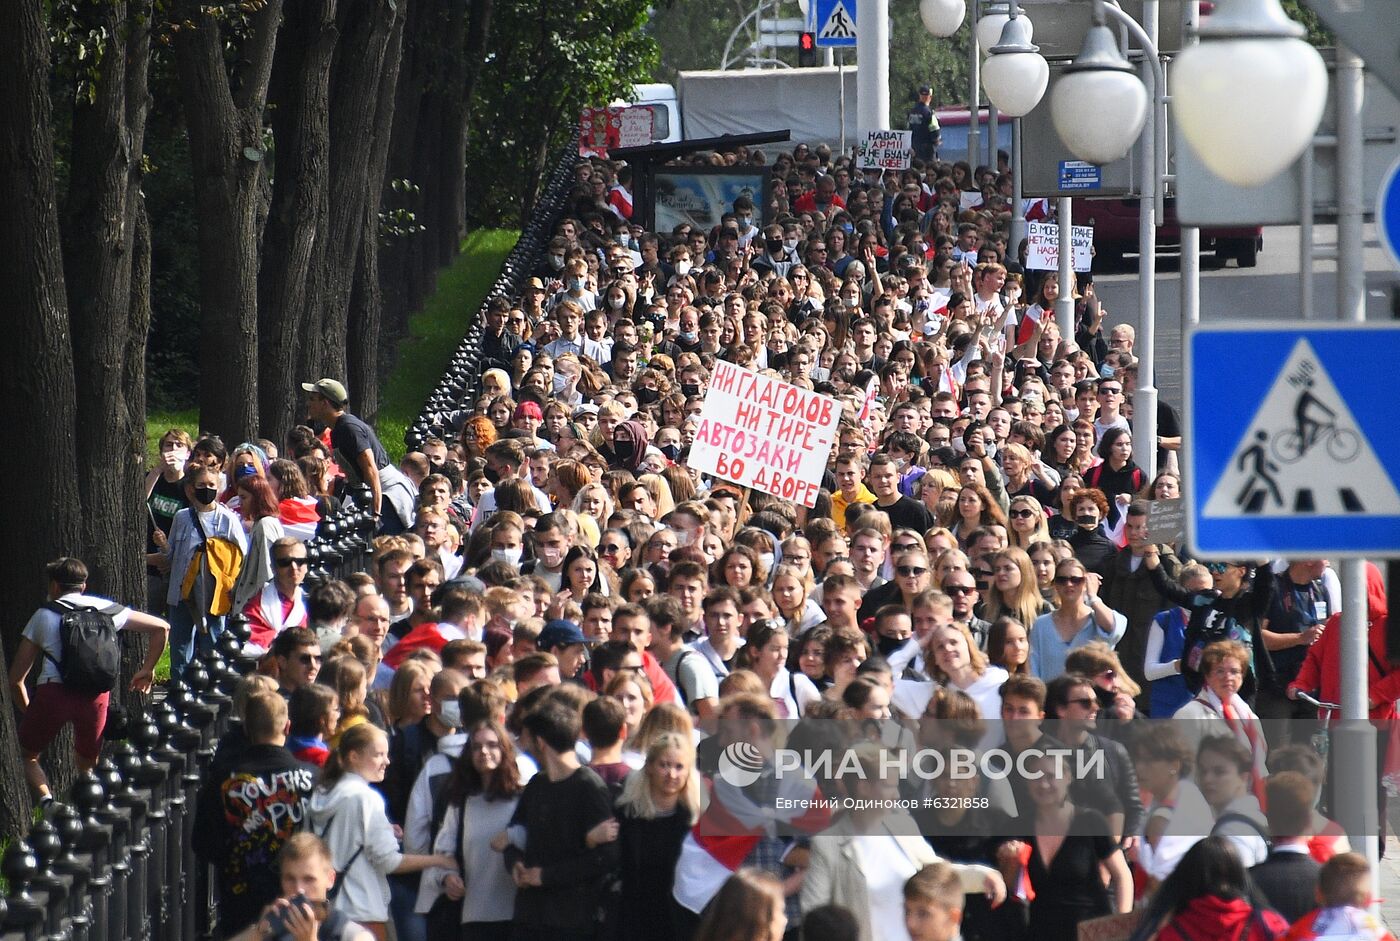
left=1269, top=377, right=1359, bottom=465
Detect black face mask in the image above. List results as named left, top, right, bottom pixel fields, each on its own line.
left=660, top=443, right=681, bottom=461
left=614, top=439, right=637, bottom=463
left=635, top=387, right=660, bottom=405
left=681, top=382, right=702, bottom=398
left=876, top=634, right=908, bottom=657
left=193, top=486, right=219, bottom=505
left=766, top=238, right=784, bottom=253
left=1076, top=513, right=1098, bottom=528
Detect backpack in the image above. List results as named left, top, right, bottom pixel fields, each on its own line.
left=43, top=599, right=124, bottom=695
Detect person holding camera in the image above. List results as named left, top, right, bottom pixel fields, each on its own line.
left=232, top=834, right=374, bottom=941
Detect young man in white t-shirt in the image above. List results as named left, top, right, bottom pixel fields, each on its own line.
left=8, top=556, right=169, bottom=801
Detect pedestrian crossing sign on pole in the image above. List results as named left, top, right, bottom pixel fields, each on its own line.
left=814, top=0, right=857, bottom=47
left=1186, top=322, right=1400, bottom=558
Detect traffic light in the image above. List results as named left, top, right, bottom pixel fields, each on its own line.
left=798, top=31, right=817, bottom=67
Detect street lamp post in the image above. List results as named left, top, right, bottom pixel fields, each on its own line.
left=981, top=1, right=1047, bottom=268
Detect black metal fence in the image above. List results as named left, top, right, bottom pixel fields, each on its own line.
left=404, top=140, right=581, bottom=453
left=0, top=617, right=261, bottom=941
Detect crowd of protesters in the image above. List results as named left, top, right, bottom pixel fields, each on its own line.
left=13, top=133, right=1393, bottom=941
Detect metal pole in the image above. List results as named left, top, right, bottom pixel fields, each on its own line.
left=968, top=1, right=980, bottom=170
left=1132, top=0, right=1160, bottom=481
left=1179, top=0, right=1200, bottom=347
left=838, top=49, right=847, bottom=155
left=1056, top=197, right=1075, bottom=339
left=855, top=0, right=890, bottom=139
left=1300, top=142, right=1315, bottom=319
left=1333, top=41, right=1379, bottom=903
left=988, top=104, right=999, bottom=169
left=1011, top=118, right=1026, bottom=252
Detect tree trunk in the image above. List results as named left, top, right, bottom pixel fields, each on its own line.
left=61, top=0, right=151, bottom=618
left=174, top=0, right=283, bottom=443
left=435, top=0, right=471, bottom=266
left=347, top=0, right=406, bottom=424
left=258, top=0, right=337, bottom=446
left=380, top=0, right=428, bottom=336
left=318, top=0, right=399, bottom=390
left=0, top=0, right=82, bottom=836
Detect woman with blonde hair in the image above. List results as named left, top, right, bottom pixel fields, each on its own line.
left=481, top=368, right=511, bottom=401
left=604, top=671, right=654, bottom=741
left=925, top=621, right=1009, bottom=723
left=1006, top=494, right=1051, bottom=549
left=770, top=562, right=824, bottom=634
left=605, top=732, right=706, bottom=941
left=918, top=467, right=961, bottom=522
left=330, top=656, right=371, bottom=745
left=307, top=724, right=456, bottom=939
left=983, top=547, right=1052, bottom=631
left=636, top=472, right=676, bottom=518
left=631, top=701, right=696, bottom=753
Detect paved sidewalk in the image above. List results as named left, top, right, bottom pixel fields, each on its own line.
left=1382, top=836, right=1400, bottom=930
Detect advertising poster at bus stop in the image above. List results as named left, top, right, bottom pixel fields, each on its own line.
left=690, top=361, right=842, bottom=507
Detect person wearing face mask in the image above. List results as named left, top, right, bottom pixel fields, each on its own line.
left=535, top=236, right=570, bottom=283
left=749, top=225, right=798, bottom=279
left=610, top=419, right=650, bottom=476
left=731, top=195, right=759, bottom=248
left=164, top=463, right=249, bottom=682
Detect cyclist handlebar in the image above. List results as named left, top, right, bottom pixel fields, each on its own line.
left=1295, top=691, right=1342, bottom=711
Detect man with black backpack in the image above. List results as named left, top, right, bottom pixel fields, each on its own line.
left=8, top=556, right=170, bottom=801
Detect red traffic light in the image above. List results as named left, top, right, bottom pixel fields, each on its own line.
left=799, top=31, right=815, bottom=50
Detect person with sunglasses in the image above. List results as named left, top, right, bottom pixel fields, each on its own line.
left=940, top=570, right=991, bottom=652
left=270, top=626, right=323, bottom=700
left=1044, top=673, right=1144, bottom=850
left=242, top=537, right=311, bottom=656
left=1029, top=559, right=1126, bottom=681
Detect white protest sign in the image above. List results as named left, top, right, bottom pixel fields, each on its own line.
left=857, top=129, right=912, bottom=170
left=691, top=360, right=842, bottom=507
left=617, top=106, right=654, bottom=148
left=1025, top=221, right=1094, bottom=272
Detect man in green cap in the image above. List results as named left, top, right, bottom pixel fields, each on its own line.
left=302, top=378, right=415, bottom=534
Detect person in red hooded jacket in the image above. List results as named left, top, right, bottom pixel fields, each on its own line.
left=1287, top=561, right=1396, bottom=845
left=1129, top=837, right=1288, bottom=941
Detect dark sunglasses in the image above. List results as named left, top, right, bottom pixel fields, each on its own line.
left=1055, top=575, right=1087, bottom=586
left=944, top=585, right=976, bottom=596
left=600, top=543, right=626, bottom=553
left=1066, top=697, right=1097, bottom=709
left=897, top=565, right=929, bottom=577
left=893, top=542, right=923, bottom=552
left=1009, top=509, right=1037, bottom=519
left=275, top=557, right=309, bottom=568
left=1098, top=386, right=1122, bottom=395
left=974, top=569, right=994, bottom=580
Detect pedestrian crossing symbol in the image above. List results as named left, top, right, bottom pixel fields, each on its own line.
left=817, top=0, right=857, bottom=42
left=1204, top=338, right=1400, bottom=518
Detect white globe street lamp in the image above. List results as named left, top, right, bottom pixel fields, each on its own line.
left=981, top=11, right=1048, bottom=117
left=1171, top=0, right=1327, bottom=186
left=919, top=0, right=966, bottom=37
left=975, top=3, right=1020, bottom=53
left=1051, top=23, right=1148, bottom=165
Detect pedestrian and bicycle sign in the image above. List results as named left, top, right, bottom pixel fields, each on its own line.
left=813, top=0, right=857, bottom=46
left=1186, top=323, right=1400, bottom=558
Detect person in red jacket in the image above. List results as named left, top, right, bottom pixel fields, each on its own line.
left=1129, top=837, right=1288, bottom=941
left=1288, top=561, right=1396, bottom=842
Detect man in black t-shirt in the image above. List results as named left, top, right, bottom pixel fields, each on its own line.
left=907, top=85, right=941, bottom=161
left=303, top=378, right=416, bottom=534
left=868, top=453, right=937, bottom=533
left=146, top=428, right=190, bottom=610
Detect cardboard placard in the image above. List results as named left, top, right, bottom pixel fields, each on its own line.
left=857, top=129, right=913, bottom=170
left=1026, top=220, right=1094, bottom=272
left=690, top=361, right=841, bottom=508
left=1147, top=497, right=1186, bottom=545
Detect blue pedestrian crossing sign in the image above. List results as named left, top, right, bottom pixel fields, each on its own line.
left=1186, top=323, right=1400, bottom=558
left=814, top=0, right=857, bottom=47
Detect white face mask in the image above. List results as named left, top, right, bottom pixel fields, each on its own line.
left=492, top=547, right=522, bottom=566
left=439, top=700, right=462, bottom=728
left=609, top=295, right=626, bottom=309
left=675, top=260, right=692, bottom=276
left=759, top=552, right=776, bottom=573
left=549, top=254, right=565, bottom=269
left=783, top=238, right=799, bottom=252
left=618, top=233, right=631, bottom=248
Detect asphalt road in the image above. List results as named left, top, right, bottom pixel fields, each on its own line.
left=1086, top=221, right=1397, bottom=405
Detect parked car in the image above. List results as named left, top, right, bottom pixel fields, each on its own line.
left=1071, top=196, right=1263, bottom=267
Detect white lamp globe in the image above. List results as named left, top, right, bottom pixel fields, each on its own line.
left=1051, top=25, right=1149, bottom=164
left=1171, top=0, right=1327, bottom=185
left=982, top=17, right=1048, bottom=117
left=976, top=8, right=1016, bottom=52
left=919, top=0, right=966, bottom=37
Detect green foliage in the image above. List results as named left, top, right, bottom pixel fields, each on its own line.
left=889, top=4, right=971, bottom=118
left=1281, top=1, right=1332, bottom=47
left=145, top=409, right=199, bottom=462
left=376, top=229, right=519, bottom=461
left=380, top=179, right=426, bottom=242
left=648, top=0, right=779, bottom=75
left=463, top=0, right=659, bottom=227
